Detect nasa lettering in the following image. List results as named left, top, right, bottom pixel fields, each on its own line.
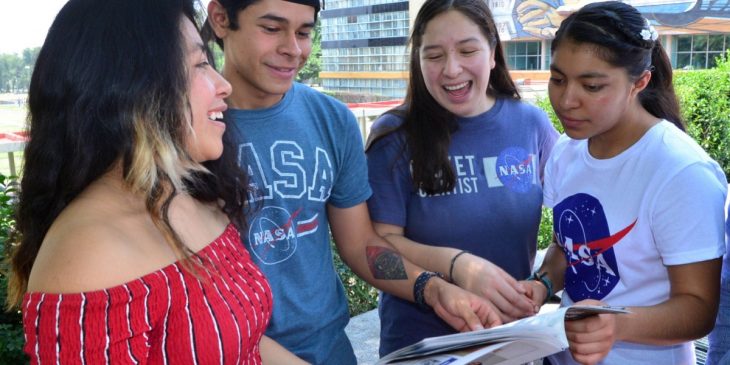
left=239, top=141, right=331, bottom=265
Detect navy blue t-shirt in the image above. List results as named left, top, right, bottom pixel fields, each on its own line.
left=367, top=98, right=558, bottom=356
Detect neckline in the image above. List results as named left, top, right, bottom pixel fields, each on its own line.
left=456, top=98, right=505, bottom=129
left=226, top=83, right=298, bottom=122
left=24, top=223, right=237, bottom=298
left=581, top=120, right=667, bottom=167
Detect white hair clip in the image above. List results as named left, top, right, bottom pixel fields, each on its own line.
left=640, top=19, right=659, bottom=41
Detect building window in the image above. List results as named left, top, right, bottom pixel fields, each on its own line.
left=326, top=0, right=398, bottom=9
left=672, top=34, right=728, bottom=69
left=322, top=78, right=407, bottom=98
left=321, top=11, right=410, bottom=41
left=322, top=46, right=408, bottom=72
left=506, top=41, right=542, bottom=70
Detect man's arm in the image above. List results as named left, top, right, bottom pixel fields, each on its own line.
left=328, top=203, right=501, bottom=332
left=374, top=222, right=537, bottom=322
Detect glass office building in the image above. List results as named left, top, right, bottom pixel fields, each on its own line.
left=319, top=1, right=410, bottom=98
left=318, top=0, right=730, bottom=98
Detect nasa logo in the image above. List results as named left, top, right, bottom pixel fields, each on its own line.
left=247, top=206, right=313, bottom=265
left=495, top=147, right=536, bottom=193
left=554, top=193, right=634, bottom=301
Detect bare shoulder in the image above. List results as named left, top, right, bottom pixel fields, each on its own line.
left=26, top=192, right=174, bottom=294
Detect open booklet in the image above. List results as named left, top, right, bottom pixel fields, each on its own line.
left=376, top=305, right=630, bottom=365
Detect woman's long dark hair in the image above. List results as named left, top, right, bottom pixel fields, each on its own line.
left=7, top=0, right=251, bottom=308
left=373, top=0, right=520, bottom=195
left=552, top=1, right=684, bottom=130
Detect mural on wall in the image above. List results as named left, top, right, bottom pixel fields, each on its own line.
left=487, top=0, right=730, bottom=40
left=642, top=0, right=730, bottom=26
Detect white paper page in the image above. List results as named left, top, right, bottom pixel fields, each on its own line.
left=455, top=339, right=563, bottom=365
left=377, top=305, right=629, bottom=365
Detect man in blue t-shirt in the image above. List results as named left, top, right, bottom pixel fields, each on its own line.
left=204, top=1, right=501, bottom=363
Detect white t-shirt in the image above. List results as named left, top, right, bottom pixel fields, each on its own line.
left=544, top=120, right=727, bottom=364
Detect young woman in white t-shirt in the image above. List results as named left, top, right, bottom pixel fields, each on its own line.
left=527, top=2, right=728, bottom=364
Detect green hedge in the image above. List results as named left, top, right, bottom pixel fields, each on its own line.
left=331, top=239, right=379, bottom=317
left=675, top=52, right=730, bottom=177
left=0, top=175, right=25, bottom=364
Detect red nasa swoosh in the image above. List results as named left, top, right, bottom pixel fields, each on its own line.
left=566, top=219, right=637, bottom=267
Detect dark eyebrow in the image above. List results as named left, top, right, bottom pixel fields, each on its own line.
left=259, top=13, right=315, bottom=29
left=550, top=64, right=608, bottom=79
left=422, top=37, right=480, bottom=52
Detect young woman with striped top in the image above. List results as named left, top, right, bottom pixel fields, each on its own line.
left=5, top=0, right=306, bottom=363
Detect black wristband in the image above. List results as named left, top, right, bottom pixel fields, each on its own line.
left=528, top=271, right=553, bottom=303
left=414, top=271, right=444, bottom=309
left=448, top=250, right=469, bottom=283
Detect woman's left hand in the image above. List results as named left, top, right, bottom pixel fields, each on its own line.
left=453, top=253, right=538, bottom=322
left=425, top=277, right=503, bottom=332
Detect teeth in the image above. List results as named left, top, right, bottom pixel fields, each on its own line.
left=208, top=111, right=224, bottom=121
left=444, top=81, right=469, bottom=91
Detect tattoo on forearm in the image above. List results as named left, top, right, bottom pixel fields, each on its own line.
left=366, top=246, right=408, bottom=280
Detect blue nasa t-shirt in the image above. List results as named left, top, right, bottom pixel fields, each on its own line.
left=367, top=98, right=558, bottom=356
left=226, top=83, right=371, bottom=365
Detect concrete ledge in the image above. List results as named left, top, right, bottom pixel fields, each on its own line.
left=345, top=308, right=380, bottom=365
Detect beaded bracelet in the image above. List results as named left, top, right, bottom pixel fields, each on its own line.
left=448, top=250, right=469, bottom=284
left=528, top=271, right=553, bottom=304
left=414, top=271, right=444, bottom=310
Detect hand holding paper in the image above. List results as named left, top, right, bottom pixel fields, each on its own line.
left=564, top=299, right=620, bottom=365
left=377, top=304, right=630, bottom=365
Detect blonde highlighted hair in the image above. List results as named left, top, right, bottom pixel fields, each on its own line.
left=7, top=0, right=222, bottom=308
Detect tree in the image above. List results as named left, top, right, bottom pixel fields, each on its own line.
left=297, top=20, right=321, bottom=84
left=0, top=48, right=40, bottom=93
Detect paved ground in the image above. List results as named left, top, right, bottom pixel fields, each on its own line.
left=345, top=308, right=380, bottom=365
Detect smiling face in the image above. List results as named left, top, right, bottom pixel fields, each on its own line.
left=182, top=17, right=232, bottom=163
left=548, top=40, right=648, bottom=144
left=418, top=10, right=496, bottom=118
left=209, top=0, right=315, bottom=109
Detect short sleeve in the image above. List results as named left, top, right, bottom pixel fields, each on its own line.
left=651, top=162, right=727, bottom=265
left=726, top=203, right=730, bottom=239
left=537, top=116, right=559, bottom=181
left=543, top=134, right=571, bottom=209
left=366, top=121, right=411, bottom=227
left=328, top=107, right=372, bottom=208
left=542, top=161, right=555, bottom=209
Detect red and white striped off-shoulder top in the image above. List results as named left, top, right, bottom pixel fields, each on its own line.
left=22, top=224, right=273, bottom=365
